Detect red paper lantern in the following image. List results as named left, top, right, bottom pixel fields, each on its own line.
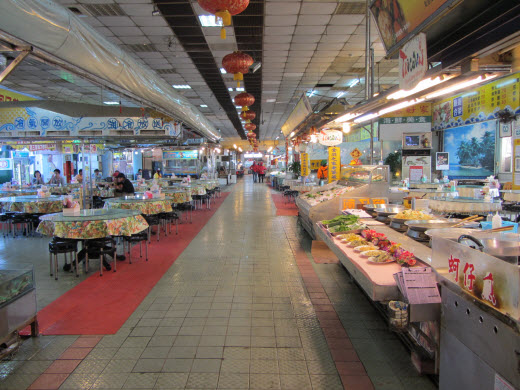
left=223, top=52, right=253, bottom=88
left=234, top=92, right=255, bottom=111
left=245, top=123, right=256, bottom=132
left=247, top=131, right=256, bottom=139
left=240, top=111, right=256, bottom=122
left=198, top=0, right=249, bottom=39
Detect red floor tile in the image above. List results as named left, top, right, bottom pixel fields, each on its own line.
left=336, top=361, right=367, bottom=376
left=314, top=304, right=335, bottom=312
left=326, top=337, right=354, bottom=350
left=319, top=319, right=343, bottom=328
left=45, top=359, right=81, bottom=374
left=28, top=373, right=69, bottom=390
left=306, top=286, right=325, bottom=293
left=340, top=374, right=375, bottom=390
left=309, top=292, right=328, bottom=299
left=316, top=311, right=339, bottom=321
left=331, top=348, right=360, bottom=362
left=59, top=347, right=92, bottom=360
left=70, top=335, right=102, bottom=348
left=322, top=327, right=348, bottom=339
left=311, top=298, right=331, bottom=305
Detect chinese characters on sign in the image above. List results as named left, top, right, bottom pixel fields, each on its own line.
left=341, top=197, right=387, bottom=210
left=300, top=153, right=309, bottom=177
left=310, top=160, right=321, bottom=170
left=328, top=146, right=340, bottom=183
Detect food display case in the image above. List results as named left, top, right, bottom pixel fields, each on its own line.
left=0, top=265, right=37, bottom=343
left=428, top=229, right=520, bottom=389
left=296, top=165, right=403, bottom=239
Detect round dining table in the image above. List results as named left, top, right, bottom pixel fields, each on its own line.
left=37, top=208, right=148, bottom=239
left=104, top=196, right=173, bottom=215
left=0, top=195, right=64, bottom=214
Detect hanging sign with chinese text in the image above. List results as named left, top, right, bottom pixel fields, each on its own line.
left=399, top=33, right=427, bottom=91
left=300, top=153, right=310, bottom=176
left=328, top=146, right=341, bottom=183
left=319, top=130, right=343, bottom=146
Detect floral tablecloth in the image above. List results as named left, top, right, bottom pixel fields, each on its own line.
left=165, top=191, right=192, bottom=204
left=0, top=196, right=64, bottom=213
left=38, top=209, right=148, bottom=239
left=178, top=185, right=206, bottom=196
left=0, top=190, right=38, bottom=197
left=194, top=181, right=218, bottom=190
left=92, top=188, right=114, bottom=198
left=104, top=197, right=173, bottom=215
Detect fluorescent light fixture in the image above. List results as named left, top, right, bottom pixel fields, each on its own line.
left=220, top=68, right=227, bottom=74
left=307, top=90, right=316, bottom=98
left=425, top=74, right=497, bottom=100
left=245, top=152, right=263, bottom=158
left=461, top=91, right=478, bottom=98
left=200, top=147, right=205, bottom=151
left=289, top=131, right=295, bottom=138
left=235, top=106, right=241, bottom=109
left=238, top=147, right=243, bottom=152
left=335, top=112, right=359, bottom=123
left=236, top=87, right=245, bottom=92
left=233, top=144, right=237, bottom=149
left=497, top=78, right=517, bottom=88
left=337, top=92, right=345, bottom=98
left=267, top=147, right=273, bottom=152
left=310, top=134, right=317, bottom=143
left=275, top=136, right=279, bottom=140
left=228, top=88, right=234, bottom=92
left=378, top=98, right=425, bottom=116
left=342, top=123, right=351, bottom=134
left=266, top=99, right=276, bottom=103
left=199, top=15, right=222, bottom=27
left=103, top=101, right=119, bottom=105
left=387, top=76, right=453, bottom=100
left=288, top=147, right=293, bottom=151
left=215, top=148, right=221, bottom=153
left=200, top=104, right=208, bottom=108
left=353, top=113, right=378, bottom=123
left=173, top=85, right=191, bottom=89
left=348, top=79, right=360, bottom=87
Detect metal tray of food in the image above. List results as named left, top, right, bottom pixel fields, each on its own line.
left=328, top=228, right=365, bottom=236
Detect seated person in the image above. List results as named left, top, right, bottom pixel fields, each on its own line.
left=114, top=173, right=135, bottom=196
left=48, top=169, right=66, bottom=186
left=93, top=169, right=103, bottom=182
left=75, top=169, right=83, bottom=184
left=32, top=170, right=45, bottom=185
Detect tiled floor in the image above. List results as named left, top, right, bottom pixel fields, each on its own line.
left=0, top=177, right=436, bottom=389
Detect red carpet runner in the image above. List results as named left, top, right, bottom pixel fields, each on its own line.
left=27, top=193, right=230, bottom=336
left=271, top=192, right=299, bottom=216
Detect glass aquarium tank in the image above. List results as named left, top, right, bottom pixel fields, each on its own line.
left=0, top=265, right=34, bottom=308
left=340, top=165, right=389, bottom=184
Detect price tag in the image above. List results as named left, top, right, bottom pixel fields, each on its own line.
left=341, top=197, right=389, bottom=211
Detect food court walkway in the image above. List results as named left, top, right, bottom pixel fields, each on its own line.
left=1, top=177, right=435, bottom=390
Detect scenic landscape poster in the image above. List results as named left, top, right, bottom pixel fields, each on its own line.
left=443, top=120, right=496, bottom=178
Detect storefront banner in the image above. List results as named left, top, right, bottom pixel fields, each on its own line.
left=10, top=143, right=58, bottom=152
left=399, top=33, right=427, bottom=90
left=371, top=0, right=450, bottom=53
left=300, top=153, right=310, bottom=176
left=0, top=87, right=38, bottom=102
left=433, top=74, right=520, bottom=131
left=328, top=146, right=341, bottom=183
left=0, top=107, right=180, bottom=137
left=319, top=130, right=343, bottom=146
left=0, top=158, right=12, bottom=170
left=310, top=159, right=322, bottom=170
left=379, top=102, right=431, bottom=119
left=162, top=150, right=198, bottom=160
left=62, top=143, right=102, bottom=154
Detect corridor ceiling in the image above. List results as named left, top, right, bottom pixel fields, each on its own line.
left=8, top=0, right=401, bottom=141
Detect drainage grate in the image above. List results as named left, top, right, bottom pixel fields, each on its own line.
left=82, top=3, right=126, bottom=17
left=335, top=2, right=366, bottom=15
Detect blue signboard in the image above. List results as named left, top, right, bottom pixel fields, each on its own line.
left=162, top=150, right=198, bottom=160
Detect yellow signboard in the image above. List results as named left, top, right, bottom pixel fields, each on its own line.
left=310, top=160, right=321, bottom=170
left=328, top=146, right=340, bottom=183
left=341, top=197, right=388, bottom=210
left=0, top=87, right=37, bottom=102
left=433, top=74, right=520, bottom=131
left=300, top=153, right=309, bottom=177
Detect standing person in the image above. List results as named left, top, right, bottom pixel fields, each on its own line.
left=257, top=162, right=266, bottom=183
left=136, top=169, right=143, bottom=180
left=114, top=173, right=135, bottom=196
left=75, top=169, right=83, bottom=184
left=251, top=161, right=258, bottom=183
left=317, top=160, right=328, bottom=182
left=48, top=169, right=66, bottom=186
left=32, top=170, right=44, bottom=185
left=153, top=169, right=162, bottom=179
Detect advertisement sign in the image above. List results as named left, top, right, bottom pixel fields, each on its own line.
left=319, top=130, right=343, bottom=146
left=432, top=74, right=520, bottom=131
left=328, top=146, right=341, bottom=183
left=513, top=139, right=520, bottom=190
left=0, top=158, right=12, bottom=170
left=399, top=33, right=427, bottom=90
left=300, top=153, right=310, bottom=176
left=402, top=155, right=431, bottom=181
left=310, top=160, right=322, bottom=170
left=162, top=150, right=198, bottom=160
left=499, top=122, right=512, bottom=138
left=436, top=152, right=449, bottom=170
left=371, top=0, right=450, bottom=54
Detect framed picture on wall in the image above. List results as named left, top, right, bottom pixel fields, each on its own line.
left=436, top=152, right=449, bottom=170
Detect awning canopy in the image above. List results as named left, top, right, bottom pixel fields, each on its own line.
left=0, top=0, right=221, bottom=142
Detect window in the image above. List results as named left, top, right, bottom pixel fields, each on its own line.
left=500, top=137, right=512, bottom=173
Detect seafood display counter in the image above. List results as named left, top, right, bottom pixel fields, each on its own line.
left=0, top=265, right=37, bottom=343
left=296, top=165, right=403, bottom=239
